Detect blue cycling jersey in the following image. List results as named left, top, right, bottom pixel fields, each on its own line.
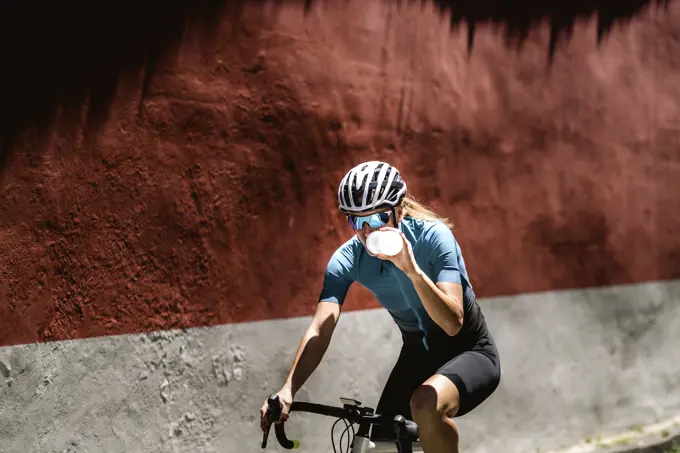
left=318, top=216, right=473, bottom=342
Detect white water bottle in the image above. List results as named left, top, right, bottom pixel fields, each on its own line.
left=366, top=230, right=403, bottom=256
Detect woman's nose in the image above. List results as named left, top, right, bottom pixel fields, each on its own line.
left=361, top=223, right=372, bottom=235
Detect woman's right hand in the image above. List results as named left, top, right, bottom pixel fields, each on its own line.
left=260, top=387, right=294, bottom=432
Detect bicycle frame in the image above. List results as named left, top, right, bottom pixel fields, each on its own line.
left=262, top=395, right=422, bottom=453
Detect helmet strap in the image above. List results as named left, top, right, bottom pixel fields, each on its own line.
left=391, top=206, right=398, bottom=228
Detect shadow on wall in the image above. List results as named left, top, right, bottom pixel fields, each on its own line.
left=0, top=0, right=672, bottom=178
left=429, top=0, right=672, bottom=57
left=0, top=0, right=233, bottom=177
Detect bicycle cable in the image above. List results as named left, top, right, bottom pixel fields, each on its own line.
left=340, top=419, right=356, bottom=453
left=331, top=417, right=356, bottom=453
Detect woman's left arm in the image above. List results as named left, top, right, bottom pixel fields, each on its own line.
left=407, top=270, right=464, bottom=336
left=375, top=226, right=465, bottom=336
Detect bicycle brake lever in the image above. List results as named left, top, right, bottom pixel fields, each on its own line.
left=393, top=415, right=411, bottom=453
left=261, top=426, right=270, bottom=448
left=261, top=394, right=281, bottom=448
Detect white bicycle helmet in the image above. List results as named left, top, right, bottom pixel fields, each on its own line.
left=337, top=161, right=407, bottom=214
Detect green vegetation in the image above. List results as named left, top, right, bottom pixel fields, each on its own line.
left=578, top=423, right=679, bottom=452
left=610, top=436, right=634, bottom=446
left=663, top=442, right=680, bottom=453
left=629, top=424, right=645, bottom=433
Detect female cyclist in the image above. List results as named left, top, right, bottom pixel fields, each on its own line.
left=260, top=161, right=501, bottom=453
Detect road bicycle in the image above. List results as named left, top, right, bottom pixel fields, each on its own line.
left=261, top=394, right=423, bottom=453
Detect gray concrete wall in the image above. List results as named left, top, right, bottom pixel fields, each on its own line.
left=1, top=280, right=679, bottom=453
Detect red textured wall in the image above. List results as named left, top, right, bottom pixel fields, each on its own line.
left=1, top=0, right=679, bottom=346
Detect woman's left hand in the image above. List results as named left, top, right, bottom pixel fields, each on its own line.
left=374, top=227, right=420, bottom=277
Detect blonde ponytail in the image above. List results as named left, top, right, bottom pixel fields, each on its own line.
left=400, top=195, right=453, bottom=229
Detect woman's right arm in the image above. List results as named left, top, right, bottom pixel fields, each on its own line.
left=261, top=244, right=354, bottom=431
left=260, top=301, right=341, bottom=430
left=283, top=301, right=341, bottom=396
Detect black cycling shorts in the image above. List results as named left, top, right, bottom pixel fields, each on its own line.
left=370, top=311, right=501, bottom=439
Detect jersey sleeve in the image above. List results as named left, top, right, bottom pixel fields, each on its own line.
left=426, top=223, right=462, bottom=285
left=318, top=245, right=355, bottom=305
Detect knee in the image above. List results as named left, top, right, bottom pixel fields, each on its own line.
left=410, top=385, right=455, bottom=424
